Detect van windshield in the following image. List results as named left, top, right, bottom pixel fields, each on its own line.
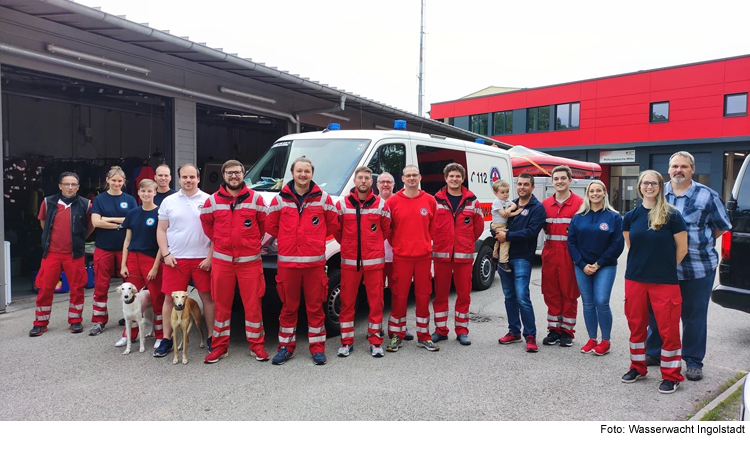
left=244, top=138, right=371, bottom=195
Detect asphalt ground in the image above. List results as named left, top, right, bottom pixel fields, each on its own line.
left=0, top=248, right=748, bottom=422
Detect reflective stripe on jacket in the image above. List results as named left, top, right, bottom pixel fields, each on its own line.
left=334, top=188, right=391, bottom=271
left=432, top=186, right=484, bottom=263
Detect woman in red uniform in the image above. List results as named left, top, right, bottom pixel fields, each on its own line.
left=622, top=170, right=687, bottom=394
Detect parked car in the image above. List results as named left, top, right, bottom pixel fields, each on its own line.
left=711, top=154, right=750, bottom=313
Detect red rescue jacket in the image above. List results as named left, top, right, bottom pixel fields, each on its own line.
left=334, top=188, right=391, bottom=271
left=266, top=181, right=339, bottom=268
left=200, top=184, right=266, bottom=264
left=432, top=186, right=484, bottom=263
left=541, top=192, right=583, bottom=251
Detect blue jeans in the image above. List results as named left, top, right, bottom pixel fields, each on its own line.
left=498, top=258, right=536, bottom=337
left=646, top=270, right=715, bottom=368
left=574, top=265, right=616, bottom=340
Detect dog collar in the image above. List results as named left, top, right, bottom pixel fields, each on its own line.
left=124, top=298, right=135, bottom=304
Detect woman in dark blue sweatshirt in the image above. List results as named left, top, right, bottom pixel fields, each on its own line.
left=567, top=180, right=624, bottom=356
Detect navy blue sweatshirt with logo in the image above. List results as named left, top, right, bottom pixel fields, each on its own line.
left=567, top=208, right=624, bottom=268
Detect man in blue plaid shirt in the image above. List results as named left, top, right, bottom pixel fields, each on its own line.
left=645, top=151, right=731, bottom=381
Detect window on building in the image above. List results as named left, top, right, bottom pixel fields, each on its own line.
left=650, top=102, right=669, bottom=122
left=527, top=106, right=551, bottom=132
left=725, top=93, right=748, bottom=117
left=453, top=116, right=469, bottom=131
left=470, top=113, right=489, bottom=136
left=493, top=111, right=513, bottom=135
left=555, top=102, right=580, bottom=130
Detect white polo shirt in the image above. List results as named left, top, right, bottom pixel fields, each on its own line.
left=158, top=188, right=210, bottom=259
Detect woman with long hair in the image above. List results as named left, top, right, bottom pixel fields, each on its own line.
left=621, top=170, right=687, bottom=394
left=89, top=166, right=138, bottom=337
left=568, top=180, right=624, bottom=356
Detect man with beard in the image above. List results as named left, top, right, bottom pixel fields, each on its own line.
left=201, top=160, right=269, bottom=364
left=645, top=151, right=731, bottom=381
left=334, top=166, right=391, bottom=358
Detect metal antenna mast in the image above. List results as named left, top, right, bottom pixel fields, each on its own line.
left=418, top=0, right=425, bottom=116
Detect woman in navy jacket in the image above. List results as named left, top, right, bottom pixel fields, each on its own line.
left=568, top=180, right=624, bottom=356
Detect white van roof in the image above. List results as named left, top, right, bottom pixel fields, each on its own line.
left=277, top=129, right=510, bottom=157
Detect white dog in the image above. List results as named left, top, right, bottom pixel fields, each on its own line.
left=117, top=282, right=154, bottom=355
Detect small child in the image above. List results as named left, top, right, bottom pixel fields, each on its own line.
left=491, top=180, right=521, bottom=273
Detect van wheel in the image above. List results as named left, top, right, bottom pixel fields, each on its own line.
left=324, top=268, right=343, bottom=335
left=472, top=245, right=495, bottom=290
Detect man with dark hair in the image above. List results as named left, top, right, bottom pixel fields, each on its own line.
left=29, top=172, right=94, bottom=337
left=334, top=166, right=391, bottom=357
left=495, top=173, right=546, bottom=352
left=431, top=163, right=484, bottom=346
left=267, top=156, right=338, bottom=366
left=541, top=165, right=583, bottom=348
left=201, top=159, right=269, bottom=364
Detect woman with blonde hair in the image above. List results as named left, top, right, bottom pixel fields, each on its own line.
left=89, top=166, right=138, bottom=337
left=621, top=170, right=687, bottom=394
left=567, top=180, right=624, bottom=356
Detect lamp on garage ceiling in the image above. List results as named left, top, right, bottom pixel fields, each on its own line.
left=318, top=112, right=350, bottom=122
left=218, top=86, right=277, bottom=104
left=46, top=44, right=151, bottom=76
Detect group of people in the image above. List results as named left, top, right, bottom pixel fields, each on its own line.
left=29, top=150, right=731, bottom=393
left=494, top=152, right=730, bottom=395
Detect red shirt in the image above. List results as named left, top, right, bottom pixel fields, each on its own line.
left=386, top=190, right=436, bottom=259
left=38, top=199, right=72, bottom=254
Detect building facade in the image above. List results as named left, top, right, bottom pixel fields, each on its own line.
left=431, top=55, right=750, bottom=213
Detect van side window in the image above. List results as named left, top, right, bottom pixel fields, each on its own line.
left=416, top=145, right=468, bottom=195
left=368, top=143, right=406, bottom=191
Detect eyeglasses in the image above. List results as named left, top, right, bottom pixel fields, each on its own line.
left=60, top=183, right=79, bottom=187
left=378, top=180, right=394, bottom=184
left=641, top=181, right=660, bottom=187
left=223, top=171, right=243, bottom=177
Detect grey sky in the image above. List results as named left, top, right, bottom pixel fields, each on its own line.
left=78, top=0, right=750, bottom=116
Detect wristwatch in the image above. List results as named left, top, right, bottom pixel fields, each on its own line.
left=116, top=224, right=122, bottom=231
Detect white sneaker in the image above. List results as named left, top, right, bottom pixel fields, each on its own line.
left=115, top=336, right=128, bottom=347
left=337, top=344, right=352, bottom=357
left=371, top=345, right=384, bottom=358
left=154, top=339, right=162, bottom=349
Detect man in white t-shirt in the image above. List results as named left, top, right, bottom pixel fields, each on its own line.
left=154, top=163, right=214, bottom=357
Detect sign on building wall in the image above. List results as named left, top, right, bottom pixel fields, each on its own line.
left=600, top=150, right=635, bottom=164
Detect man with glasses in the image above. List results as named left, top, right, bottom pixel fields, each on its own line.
left=377, top=172, right=413, bottom=341
left=30, top=172, right=94, bottom=337
left=645, top=151, right=731, bottom=381
left=201, top=160, right=269, bottom=363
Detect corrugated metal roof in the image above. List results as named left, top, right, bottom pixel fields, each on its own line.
left=0, top=0, right=510, bottom=147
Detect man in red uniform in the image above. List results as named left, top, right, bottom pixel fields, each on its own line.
left=431, top=163, right=484, bottom=346
left=386, top=164, right=438, bottom=352
left=30, top=172, right=93, bottom=337
left=334, top=166, right=392, bottom=358
left=541, top=165, right=583, bottom=347
left=201, top=160, right=268, bottom=364
left=266, top=157, right=339, bottom=366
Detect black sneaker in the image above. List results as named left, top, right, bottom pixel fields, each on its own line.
left=29, top=325, right=47, bottom=337
left=658, top=380, right=679, bottom=394
left=497, top=262, right=512, bottom=273
left=686, top=366, right=703, bottom=381
left=69, top=323, right=83, bottom=334
left=118, top=318, right=126, bottom=326
left=153, top=338, right=173, bottom=357
left=559, top=334, right=573, bottom=347
left=645, top=354, right=659, bottom=366
left=404, top=329, right=414, bottom=341
left=272, top=346, right=294, bottom=365
left=312, top=352, right=327, bottom=365
left=431, top=332, right=448, bottom=343
left=457, top=334, right=472, bottom=346
left=206, top=337, right=212, bottom=352
left=542, top=331, right=560, bottom=345
left=88, top=323, right=105, bottom=336
left=621, top=368, right=646, bottom=383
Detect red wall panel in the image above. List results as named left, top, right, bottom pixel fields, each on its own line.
left=725, top=58, right=750, bottom=83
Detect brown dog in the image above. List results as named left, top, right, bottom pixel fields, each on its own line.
left=170, top=291, right=205, bottom=365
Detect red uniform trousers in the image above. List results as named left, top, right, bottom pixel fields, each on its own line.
left=432, top=261, right=473, bottom=337
left=92, top=248, right=123, bottom=325
left=124, top=252, right=165, bottom=340
left=211, top=259, right=266, bottom=354
left=541, top=242, right=579, bottom=337
left=34, top=252, right=87, bottom=327
left=340, top=268, right=384, bottom=346
left=388, top=257, right=432, bottom=341
left=624, top=280, right=684, bottom=382
left=276, top=266, right=327, bottom=354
